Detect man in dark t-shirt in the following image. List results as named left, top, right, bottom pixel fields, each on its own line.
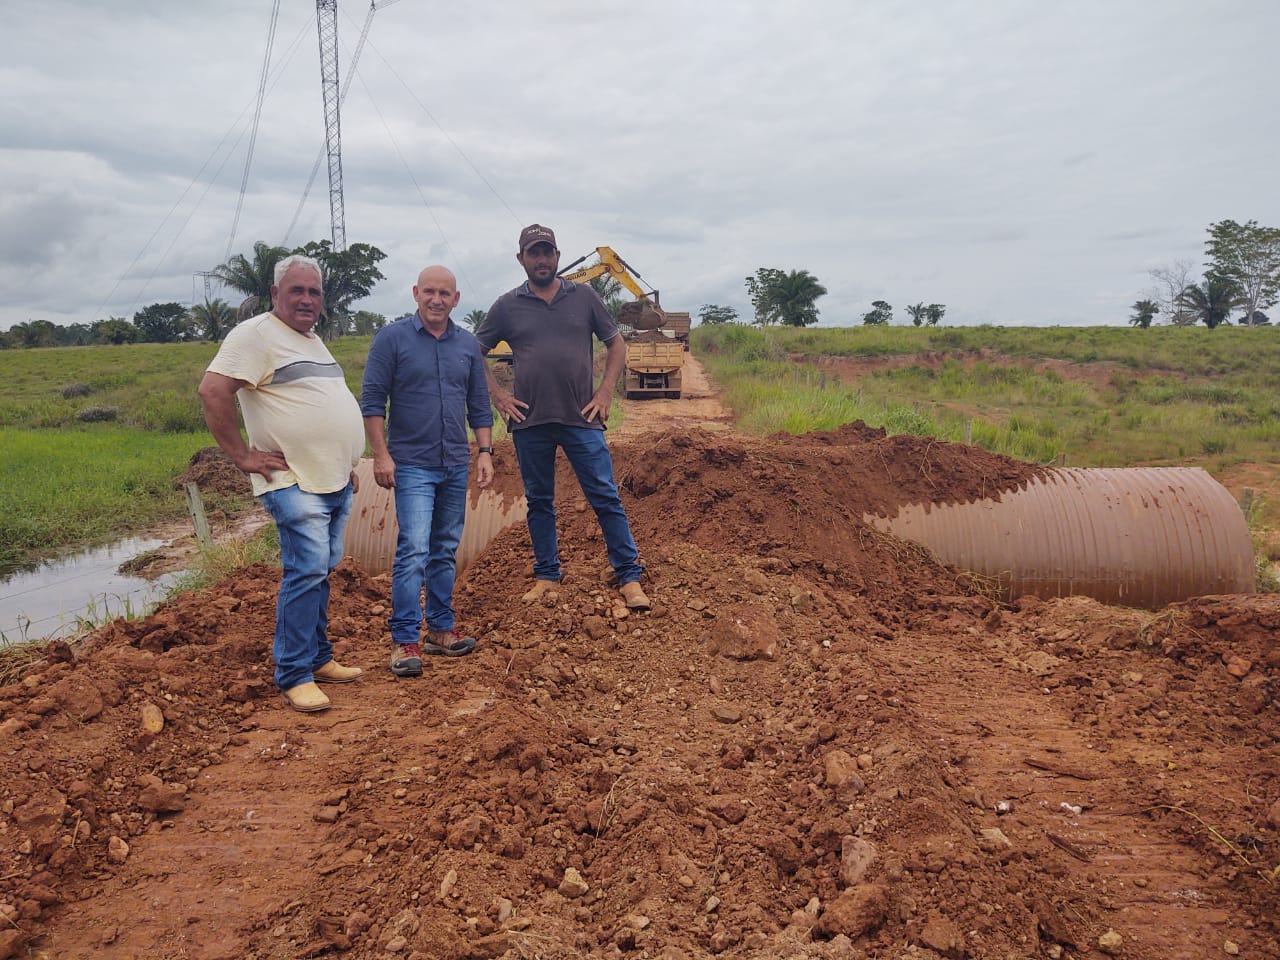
left=475, top=224, right=649, bottom=610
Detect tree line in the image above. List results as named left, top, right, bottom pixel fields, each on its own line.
left=1131, top=219, right=1279, bottom=328
left=1, top=239, right=388, bottom=349
left=697, top=268, right=944, bottom=329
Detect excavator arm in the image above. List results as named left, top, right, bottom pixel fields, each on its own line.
left=558, top=246, right=660, bottom=306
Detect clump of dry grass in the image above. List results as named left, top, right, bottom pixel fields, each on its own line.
left=0, top=639, right=47, bottom=685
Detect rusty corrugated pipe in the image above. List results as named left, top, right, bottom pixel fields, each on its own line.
left=867, top=467, right=1255, bottom=609
left=346, top=460, right=1255, bottom=610
left=344, top=459, right=527, bottom=576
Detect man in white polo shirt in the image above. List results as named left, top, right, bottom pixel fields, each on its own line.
left=198, top=254, right=366, bottom=713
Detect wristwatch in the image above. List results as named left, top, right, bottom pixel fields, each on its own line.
left=477, top=446, right=494, bottom=455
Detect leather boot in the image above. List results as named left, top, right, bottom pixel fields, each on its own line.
left=522, top=579, right=559, bottom=602
left=314, top=660, right=364, bottom=683
left=620, top=581, right=651, bottom=610
left=281, top=681, right=330, bottom=713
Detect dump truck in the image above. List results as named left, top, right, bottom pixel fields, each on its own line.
left=560, top=247, right=686, bottom=399
left=620, top=329, right=684, bottom=399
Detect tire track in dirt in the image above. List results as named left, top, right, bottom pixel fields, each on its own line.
left=870, top=615, right=1260, bottom=959
left=45, top=708, right=381, bottom=959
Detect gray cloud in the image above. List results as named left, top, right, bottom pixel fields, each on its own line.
left=1, top=0, right=1277, bottom=330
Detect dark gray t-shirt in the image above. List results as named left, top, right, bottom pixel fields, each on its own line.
left=476, top=280, right=619, bottom=431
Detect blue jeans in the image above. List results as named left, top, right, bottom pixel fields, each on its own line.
left=390, top=463, right=469, bottom=643
left=259, top=482, right=353, bottom=691
left=512, top=424, right=643, bottom=585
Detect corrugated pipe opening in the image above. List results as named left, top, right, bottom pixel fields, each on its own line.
left=867, top=467, right=1255, bottom=609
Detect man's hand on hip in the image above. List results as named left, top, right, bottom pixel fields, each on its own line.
left=237, top=448, right=288, bottom=481
left=582, top=390, right=613, bottom=424
left=493, top=388, right=529, bottom=424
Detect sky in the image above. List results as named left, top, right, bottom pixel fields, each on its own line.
left=2, top=0, right=1277, bottom=332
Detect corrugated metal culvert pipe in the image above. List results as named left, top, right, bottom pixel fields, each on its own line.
left=343, top=459, right=527, bottom=576
left=867, top=467, right=1255, bottom=609
left=344, top=459, right=1255, bottom=610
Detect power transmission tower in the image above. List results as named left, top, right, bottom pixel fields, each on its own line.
left=316, top=0, right=346, bottom=251
left=194, top=271, right=219, bottom=303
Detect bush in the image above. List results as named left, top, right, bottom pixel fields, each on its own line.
left=75, top=406, right=119, bottom=423
left=61, top=383, right=92, bottom=398
left=136, top=390, right=207, bottom=432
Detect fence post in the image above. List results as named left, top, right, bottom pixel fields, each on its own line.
left=185, top=482, right=212, bottom=547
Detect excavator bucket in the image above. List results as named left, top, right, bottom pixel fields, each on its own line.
left=617, top=300, right=666, bottom=334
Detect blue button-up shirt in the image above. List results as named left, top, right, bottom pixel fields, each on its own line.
left=359, top=313, right=493, bottom=468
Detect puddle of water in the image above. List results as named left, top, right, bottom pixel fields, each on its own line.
left=0, top=538, right=180, bottom=645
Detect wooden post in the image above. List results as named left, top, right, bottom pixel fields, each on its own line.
left=964, top=420, right=973, bottom=444
left=1240, top=487, right=1254, bottom=519
left=185, top=482, right=212, bottom=547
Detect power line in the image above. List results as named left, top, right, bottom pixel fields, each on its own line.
left=352, top=69, right=485, bottom=301
left=359, top=33, right=522, bottom=225
left=106, top=16, right=314, bottom=320
left=226, top=0, right=282, bottom=263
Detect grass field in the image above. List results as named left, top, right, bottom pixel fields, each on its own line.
left=694, top=323, right=1280, bottom=466
left=2, top=324, right=1278, bottom=576
left=0, top=337, right=373, bottom=576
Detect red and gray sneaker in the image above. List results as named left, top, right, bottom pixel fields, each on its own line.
left=424, top=628, right=477, bottom=657
left=390, top=642, right=423, bottom=677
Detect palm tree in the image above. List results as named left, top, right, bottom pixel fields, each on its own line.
left=770, top=270, right=828, bottom=327
left=213, top=241, right=290, bottom=319
left=905, top=303, right=927, bottom=326
left=461, top=309, right=486, bottom=331
left=1177, top=279, right=1238, bottom=329
left=291, top=240, right=388, bottom=339
left=189, top=298, right=236, bottom=341
left=1128, top=299, right=1159, bottom=329
left=586, top=275, right=625, bottom=318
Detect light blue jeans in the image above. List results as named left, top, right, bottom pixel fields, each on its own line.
left=390, top=463, right=469, bottom=644
left=259, top=482, right=352, bottom=691
left=512, top=424, right=643, bottom=585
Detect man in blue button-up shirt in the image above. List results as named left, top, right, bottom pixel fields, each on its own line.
left=361, top=265, right=494, bottom=678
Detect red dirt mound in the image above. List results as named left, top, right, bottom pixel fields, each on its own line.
left=173, top=445, right=251, bottom=498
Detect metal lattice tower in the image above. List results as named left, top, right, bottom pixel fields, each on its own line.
left=316, top=0, right=346, bottom=251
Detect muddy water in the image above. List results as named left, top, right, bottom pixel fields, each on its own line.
left=0, top=538, right=179, bottom=645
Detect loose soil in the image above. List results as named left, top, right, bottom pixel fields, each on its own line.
left=1, top=358, right=1277, bottom=960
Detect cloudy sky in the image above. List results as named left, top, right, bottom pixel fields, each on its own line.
left=2, top=0, right=1276, bottom=332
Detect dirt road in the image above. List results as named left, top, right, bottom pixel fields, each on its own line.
left=1, top=356, right=1277, bottom=959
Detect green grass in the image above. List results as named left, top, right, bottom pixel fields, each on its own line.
left=694, top=323, right=1280, bottom=466
left=0, top=427, right=216, bottom=574
left=167, top=523, right=281, bottom=594
left=0, top=338, right=376, bottom=430
left=5, top=326, right=1280, bottom=577
left=769, top=322, right=1280, bottom=376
